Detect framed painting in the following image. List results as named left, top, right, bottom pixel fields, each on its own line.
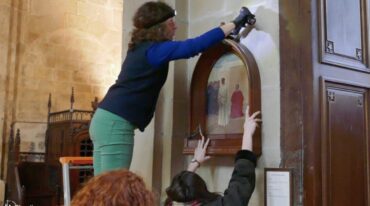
left=184, top=39, right=261, bottom=155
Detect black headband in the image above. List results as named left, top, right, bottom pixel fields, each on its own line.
left=144, top=9, right=176, bottom=28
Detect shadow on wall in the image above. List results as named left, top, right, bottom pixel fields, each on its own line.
left=240, top=6, right=279, bottom=47
left=239, top=5, right=280, bottom=83
left=244, top=3, right=304, bottom=46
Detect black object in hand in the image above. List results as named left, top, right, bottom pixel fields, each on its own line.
left=231, top=7, right=256, bottom=35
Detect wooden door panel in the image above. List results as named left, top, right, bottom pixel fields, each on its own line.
left=326, top=0, right=362, bottom=57
left=322, top=82, right=369, bottom=206
left=319, top=0, right=369, bottom=71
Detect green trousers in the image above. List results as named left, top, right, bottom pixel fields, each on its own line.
left=89, top=108, right=135, bottom=176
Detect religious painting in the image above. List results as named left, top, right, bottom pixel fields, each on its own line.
left=206, top=53, right=249, bottom=134
left=185, top=39, right=261, bottom=155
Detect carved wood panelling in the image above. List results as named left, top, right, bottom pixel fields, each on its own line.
left=319, top=0, right=369, bottom=72
left=321, top=81, right=369, bottom=206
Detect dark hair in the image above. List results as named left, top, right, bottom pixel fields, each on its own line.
left=129, top=1, right=176, bottom=50
left=165, top=171, right=220, bottom=205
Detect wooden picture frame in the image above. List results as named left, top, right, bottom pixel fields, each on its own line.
left=264, top=168, right=293, bottom=206
left=183, top=39, right=261, bottom=155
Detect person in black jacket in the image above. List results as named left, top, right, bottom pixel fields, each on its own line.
left=165, top=106, right=260, bottom=206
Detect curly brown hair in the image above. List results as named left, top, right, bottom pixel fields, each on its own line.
left=129, top=1, right=175, bottom=50
left=71, top=169, right=155, bottom=206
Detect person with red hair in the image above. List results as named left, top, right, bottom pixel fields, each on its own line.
left=71, top=170, right=154, bottom=206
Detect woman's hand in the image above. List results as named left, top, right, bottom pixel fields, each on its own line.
left=187, top=132, right=211, bottom=172
left=242, top=106, right=261, bottom=150
left=193, top=134, right=211, bottom=164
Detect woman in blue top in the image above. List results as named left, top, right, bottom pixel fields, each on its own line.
left=89, top=1, right=254, bottom=175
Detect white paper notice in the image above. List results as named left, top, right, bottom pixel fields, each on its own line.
left=266, top=171, right=290, bottom=206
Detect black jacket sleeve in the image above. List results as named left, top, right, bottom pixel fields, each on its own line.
left=206, top=150, right=256, bottom=206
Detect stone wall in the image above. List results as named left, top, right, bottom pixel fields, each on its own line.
left=17, top=0, right=123, bottom=118
left=0, top=0, right=123, bottom=176
left=0, top=2, right=11, bottom=118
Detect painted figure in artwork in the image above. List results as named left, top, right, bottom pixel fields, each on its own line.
left=207, top=81, right=220, bottom=115
left=230, top=83, right=244, bottom=118
left=218, top=78, right=229, bottom=126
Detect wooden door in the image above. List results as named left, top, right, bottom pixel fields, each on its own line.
left=321, top=83, right=368, bottom=206
left=280, top=0, right=370, bottom=205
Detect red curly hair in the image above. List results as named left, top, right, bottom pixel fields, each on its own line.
left=71, top=169, right=155, bottom=206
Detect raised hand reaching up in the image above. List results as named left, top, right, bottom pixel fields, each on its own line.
left=242, top=106, right=261, bottom=151
left=187, top=132, right=211, bottom=172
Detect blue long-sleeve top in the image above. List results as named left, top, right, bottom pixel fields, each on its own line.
left=98, top=27, right=225, bottom=131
